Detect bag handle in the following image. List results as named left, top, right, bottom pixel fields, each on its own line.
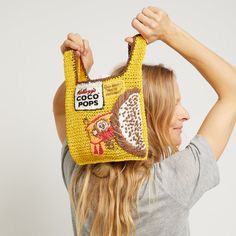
left=73, top=34, right=147, bottom=83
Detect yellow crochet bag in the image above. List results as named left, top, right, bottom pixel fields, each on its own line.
left=63, top=34, right=148, bottom=165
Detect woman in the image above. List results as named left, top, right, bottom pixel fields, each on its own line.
left=53, top=6, right=236, bottom=236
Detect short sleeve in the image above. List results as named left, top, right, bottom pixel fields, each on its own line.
left=154, top=134, right=220, bottom=209
left=61, top=138, right=76, bottom=190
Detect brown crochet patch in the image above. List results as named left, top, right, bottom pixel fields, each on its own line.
left=110, top=88, right=146, bottom=157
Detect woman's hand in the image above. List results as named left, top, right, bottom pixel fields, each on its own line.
left=125, top=6, right=174, bottom=45
left=60, top=33, right=94, bottom=73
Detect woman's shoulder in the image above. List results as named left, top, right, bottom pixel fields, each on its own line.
left=152, top=134, right=220, bottom=208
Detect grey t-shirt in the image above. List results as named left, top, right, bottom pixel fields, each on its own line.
left=61, top=134, right=220, bottom=236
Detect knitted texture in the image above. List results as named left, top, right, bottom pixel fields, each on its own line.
left=64, top=34, right=149, bottom=165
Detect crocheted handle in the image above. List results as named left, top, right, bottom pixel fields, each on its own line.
left=74, top=34, right=147, bottom=83
left=126, top=34, right=147, bottom=73
left=74, top=52, right=88, bottom=83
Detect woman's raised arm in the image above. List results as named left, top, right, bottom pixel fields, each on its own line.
left=126, top=6, right=236, bottom=161
left=53, top=33, right=94, bottom=144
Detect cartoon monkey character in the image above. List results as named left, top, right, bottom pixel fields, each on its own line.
left=92, top=119, right=115, bottom=149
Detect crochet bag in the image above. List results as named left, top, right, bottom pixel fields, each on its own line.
left=63, top=34, right=149, bottom=165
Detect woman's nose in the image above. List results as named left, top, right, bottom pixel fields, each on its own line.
left=179, top=106, right=190, bottom=121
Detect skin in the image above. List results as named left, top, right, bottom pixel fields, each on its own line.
left=169, top=78, right=190, bottom=147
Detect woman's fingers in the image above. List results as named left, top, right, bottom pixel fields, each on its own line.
left=131, top=18, right=150, bottom=42
left=68, top=33, right=84, bottom=56
left=136, top=12, right=156, bottom=29
left=142, top=7, right=160, bottom=24
left=60, top=33, right=94, bottom=73
left=82, top=39, right=89, bottom=56
left=146, top=6, right=162, bottom=14
left=67, top=33, right=83, bottom=49
left=124, top=37, right=134, bottom=44
left=60, top=39, right=78, bottom=54
left=128, top=6, right=172, bottom=44
left=61, top=32, right=88, bottom=55
left=61, top=40, right=79, bottom=54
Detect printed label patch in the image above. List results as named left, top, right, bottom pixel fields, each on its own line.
left=74, top=81, right=104, bottom=110
left=104, top=80, right=125, bottom=96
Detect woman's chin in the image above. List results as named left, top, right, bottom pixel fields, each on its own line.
left=170, top=131, right=182, bottom=147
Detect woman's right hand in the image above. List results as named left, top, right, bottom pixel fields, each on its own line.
left=60, top=33, right=94, bottom=73
left=125, top=6, right=175, bottom=45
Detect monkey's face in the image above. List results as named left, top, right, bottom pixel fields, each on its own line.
left=96, top=119, right=109, bottom=132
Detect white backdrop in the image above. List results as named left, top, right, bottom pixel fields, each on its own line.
left=0, top=0, right=235, bottom=235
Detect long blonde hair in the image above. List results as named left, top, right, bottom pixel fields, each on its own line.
left=68, top=63, right=179, bottom=236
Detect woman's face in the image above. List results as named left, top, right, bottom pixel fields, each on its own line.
left=169, top=78, right=190, bottom=147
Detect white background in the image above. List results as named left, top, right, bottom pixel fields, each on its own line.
left=0, top=0, right=235, bottom=235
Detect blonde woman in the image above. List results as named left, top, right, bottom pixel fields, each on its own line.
left=53, top=6, right=236, bottom=236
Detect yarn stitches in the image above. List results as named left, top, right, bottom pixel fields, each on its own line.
left=64, top=34, right=149, bottom=165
